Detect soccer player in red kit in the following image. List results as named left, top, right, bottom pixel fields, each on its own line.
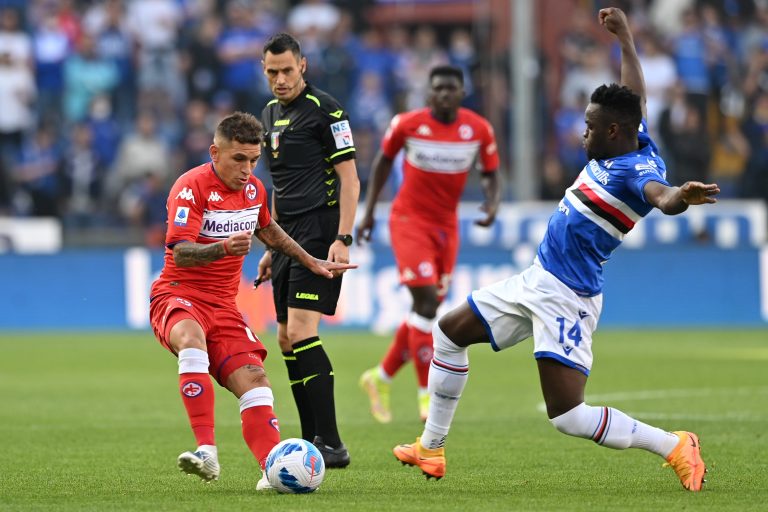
left=356, top=65, right=500, bottom=423
left=149, top=112, right=354, bottom=490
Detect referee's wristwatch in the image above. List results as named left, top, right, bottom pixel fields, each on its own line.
left=335, top=234, right=353, bottom=246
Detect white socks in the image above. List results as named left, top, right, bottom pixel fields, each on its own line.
left=178, top=348, right=209, bottom=374
left=420, top=323, right=469, bottom=450
left=550, top=403, right=680, bottom=457
left=239, top=387, right=274, bottom=413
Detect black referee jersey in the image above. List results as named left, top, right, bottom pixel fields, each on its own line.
left=261, top=83, right=357, bottom=219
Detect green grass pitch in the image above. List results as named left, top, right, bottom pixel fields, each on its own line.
left=1, top=329, right=766, bottom=511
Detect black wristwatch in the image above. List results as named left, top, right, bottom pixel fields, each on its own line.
left=335, top=234, right=353, bottom=246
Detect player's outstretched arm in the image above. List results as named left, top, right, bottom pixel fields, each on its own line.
left=599, top=7, right=647, bottom=119
left=356, top=151, right=394, bottom=244
left=256, top=219, right=357, bottom=278
left=644, top=181, right=720, bottom=216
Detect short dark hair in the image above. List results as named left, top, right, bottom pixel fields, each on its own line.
left=589, top=83, right=642, bottom=130
left=429, top=65, right=464, bottom=85
left=215, top=111, right=263, bottom=145
left=263, top=32, right=302, bottom=58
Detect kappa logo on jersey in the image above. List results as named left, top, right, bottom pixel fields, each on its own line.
left=208, top=191, right=223, bottom=202
left=173, top=206, right=190, bottom=226
left=401, top=267, right=417, bottom=281
left=458, top=124, right=473, bottom=140
left=175, top=297, right=192, bottom=307
left=181, top=381, right=203, bottom=397
left=416, top=124, right=432, bottom=136
left=330, top=120, right=354, bottom=149
left=245, top=183, right=257, bottom=201
left=175, top=187, right=196, bottom=203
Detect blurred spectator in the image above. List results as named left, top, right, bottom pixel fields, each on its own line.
left=180, top=15, right=222, bottom=104
left=659, top=82, right=711, bottom=186
left=119, top=172, right=168, bottom=247
left=181, top=98, right=214, bottom=170
left=107, top=110, right=172, bottom=205
left=316, top=10, right=356, bottom=104
left=637, top=33, right=677, bottom=139
left=448, top=28, right=478, bottom=109
left=539, top=154, right=572, bottom=201
left=0, top=50, right=35, bottom=169
left=401, top=26, right=449, bottom=110
left=89, top=0, right=136, bottom=127
left=61, top=122, right=105, bottom=227
left=216, top=0, right=270, bottom=113
left=0, top=7, right=31, bottom=67
left=560, top=44, right=615, bottom=110
left=63, top=33, right=118, bottom=124
left=670, top=8, right=709, bottom=117
left=740, top=91, right=768, bottom=201
left=126, top=0, right=184, bottom=107
left=553, top=91, right=588, bottom=178
left=560, top=7, right=598, bottom=71
left=86, top=94, right=122, bottom=171
left=31, top=12, right=69, bottom=129
left=13, top=125, right=62, bottom=217
left=287, top=0, right=340, bottom=36
left=349, top=71, right=392, bottom=137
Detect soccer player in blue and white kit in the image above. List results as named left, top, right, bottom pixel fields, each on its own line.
left=393, top=7, right=716, bottom=492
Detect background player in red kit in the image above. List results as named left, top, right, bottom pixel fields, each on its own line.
left=149, top=112, right=354, bottom=490
left=356, top=65, right=500, bottom=423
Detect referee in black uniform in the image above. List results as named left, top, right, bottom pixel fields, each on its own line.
left=256, top=32, right=359, bottom=468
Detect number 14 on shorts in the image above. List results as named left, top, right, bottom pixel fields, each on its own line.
left=556, top=316, right=582, bottom=355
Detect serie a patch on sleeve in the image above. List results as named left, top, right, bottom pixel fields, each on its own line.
left=331, top=120, right=354, bottom=149
left=174, top=206, right=190, bottom=226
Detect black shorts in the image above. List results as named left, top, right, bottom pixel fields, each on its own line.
left=271, top=209, right=343, bottom=323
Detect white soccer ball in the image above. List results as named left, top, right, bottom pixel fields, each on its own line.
left=265, top=438, right=325, bottom=493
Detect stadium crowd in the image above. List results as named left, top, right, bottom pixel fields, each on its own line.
left=0, top=0, right=765, bottom=246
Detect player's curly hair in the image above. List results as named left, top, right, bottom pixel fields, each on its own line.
left=430, top=65, right=464, bottom=85
left=590, top=83, right=642, bottom=131
left=215, top=111, right=263, bottom=145
left=263, top=32, right=302, bottom=59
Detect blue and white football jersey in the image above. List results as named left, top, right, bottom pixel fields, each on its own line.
left=537, top=120, right=669, bottom=296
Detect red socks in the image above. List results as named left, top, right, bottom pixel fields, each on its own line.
left=409, top=326, right=434, bottom=388
left=179, top=373, right=216, bottom=446
left=381, top=321, right=411, bottom=377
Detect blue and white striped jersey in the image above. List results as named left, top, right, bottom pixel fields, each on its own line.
left=537, top=120, right=670, bottom=296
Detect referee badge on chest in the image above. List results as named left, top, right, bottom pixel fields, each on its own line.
left=270, top=131, right=280, bottom=157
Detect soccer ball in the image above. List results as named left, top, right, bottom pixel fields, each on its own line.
left=265, top=438, right=325, bottom=493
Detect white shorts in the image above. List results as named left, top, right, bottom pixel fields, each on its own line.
left=467, top=260, right=602, bottom=376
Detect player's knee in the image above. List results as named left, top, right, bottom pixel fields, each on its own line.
left=226, top=364, right=270, bottom=396
left=549, top=402, right=592, bottom=438
left=432, top=322, right=465, bottom=359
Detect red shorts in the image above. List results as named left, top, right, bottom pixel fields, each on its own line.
left=389, top=212, right=459, bottom=296
left=149, top=292, right=268, bottom=386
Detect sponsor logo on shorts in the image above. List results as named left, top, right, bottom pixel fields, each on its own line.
left=181, top=382, right=203, bottom=397
left=401, top=268, right=416, bottom=281
left=295, top=292, right=319, bottom=300
left=175, top=297, right=192, bottom=307
left=418, top=261, right=434, bottom=278
left=269, top=417, right=280, bottom=432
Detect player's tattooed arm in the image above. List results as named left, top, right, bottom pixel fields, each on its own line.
left=173, top=241, right=226, bottom=267
left=256, top=220, right=310, bottom=265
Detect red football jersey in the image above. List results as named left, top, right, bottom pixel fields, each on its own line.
left=150, top=162, right=271, bottom=303
left=381, top=107, right=499, bottom=225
